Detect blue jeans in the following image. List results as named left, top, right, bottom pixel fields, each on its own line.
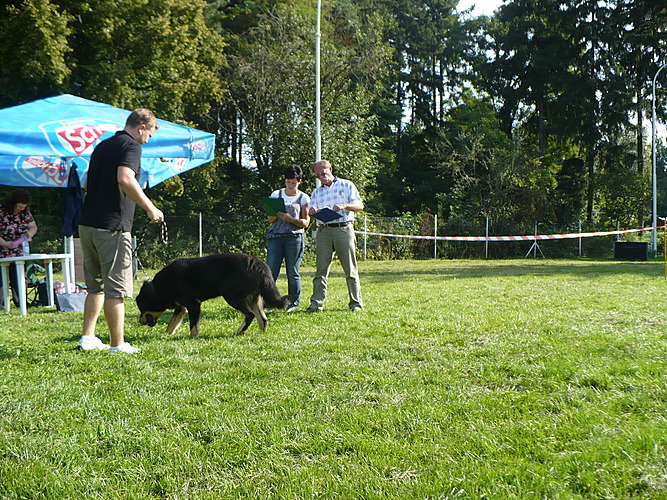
left=267, top=234, right=305, bottom=306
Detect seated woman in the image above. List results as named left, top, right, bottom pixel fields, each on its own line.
left=0, top=189, right=38, bottom=307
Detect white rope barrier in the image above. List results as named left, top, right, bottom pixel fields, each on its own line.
left=356, top=225, right=664, bottom=242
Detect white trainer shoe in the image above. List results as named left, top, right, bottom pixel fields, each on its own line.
left=109, top=342, right=141, bottom=354
left=77, top=335, right=110, bottom=351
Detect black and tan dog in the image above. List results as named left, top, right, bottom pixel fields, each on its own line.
left=137, top=253, right=292, bottom=337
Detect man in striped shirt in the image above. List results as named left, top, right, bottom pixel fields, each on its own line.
left=306, top=160, right=364, bottom=313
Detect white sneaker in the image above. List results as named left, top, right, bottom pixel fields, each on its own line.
left=78, top=335, right=110, bottom=351
left=109, top=342, right=141, bottom=354
left=286, top=305, right=298, bottom=313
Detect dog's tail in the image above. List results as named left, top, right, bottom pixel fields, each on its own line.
left=254, top=257, right=292, bottom=309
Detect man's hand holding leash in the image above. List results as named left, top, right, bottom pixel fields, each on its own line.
left=147, top=207, right=164, bottom=223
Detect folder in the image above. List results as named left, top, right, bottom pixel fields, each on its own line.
left=261, top=197, right=286, bottom=216
left=312, top=207, right=343, bottom=223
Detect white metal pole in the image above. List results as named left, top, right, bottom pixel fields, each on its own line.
left=199, top=212, right=203, bottom=257
left=652, top=63, right=667, bottom=257
left=68, top=236, right=75, bottom=285
left=315, top=0, right=322, bottom=164
left=485, top=217, right=489, bottom=259
left=64, top=157, right=76, bottom=285
left=364, top=214, right=367, bottom=260
left=433, top=214, right=437, bottom=259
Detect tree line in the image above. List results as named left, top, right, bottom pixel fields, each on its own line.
left=2, top=0, right=667, bottom=235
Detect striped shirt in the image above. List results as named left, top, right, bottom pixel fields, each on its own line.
left=309, top=177, right=362, bottom=224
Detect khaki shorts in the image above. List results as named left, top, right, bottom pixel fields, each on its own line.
left=79, top=225, right=134, bottom=298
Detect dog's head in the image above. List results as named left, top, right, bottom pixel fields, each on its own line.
left=136, top=281, right=167, bottom=328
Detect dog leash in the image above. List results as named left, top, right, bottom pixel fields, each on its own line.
left=134, top=220, right=169, bottom=280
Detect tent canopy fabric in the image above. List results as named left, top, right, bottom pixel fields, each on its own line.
left=0, top=94, right=215, bottom=188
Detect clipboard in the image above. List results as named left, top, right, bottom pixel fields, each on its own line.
left=312, top=207, right=343, bottom=223
left=261, top=197, right=286, bottom=216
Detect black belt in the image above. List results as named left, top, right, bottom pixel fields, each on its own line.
left=321, top=221, right=352, bottom=228
left=269, top=233, right=303, bottom=238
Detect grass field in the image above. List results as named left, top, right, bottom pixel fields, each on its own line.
left=1, top=258, right=667, bottom=499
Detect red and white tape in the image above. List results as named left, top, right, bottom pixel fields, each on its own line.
left=355, top=225, right=665, bottom=242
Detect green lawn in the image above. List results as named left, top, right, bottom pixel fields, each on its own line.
left=1, top=259, right=667, bottom=498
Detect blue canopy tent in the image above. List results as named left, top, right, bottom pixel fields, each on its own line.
left=0, top=94, right=215, bottom=188
left=0, top=94, right=216, bottom=290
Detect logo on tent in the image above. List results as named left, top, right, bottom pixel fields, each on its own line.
left=12, top=156, right=68, bottom=187
left=172, top=158, right=187, bottom=172
left=40, top=118, right=121, bottom=156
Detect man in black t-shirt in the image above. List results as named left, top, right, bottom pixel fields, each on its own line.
left=77, top=108, right=164, bottom=354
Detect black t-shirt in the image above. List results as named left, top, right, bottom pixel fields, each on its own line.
left=80, top=130, right=142, bottom=232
